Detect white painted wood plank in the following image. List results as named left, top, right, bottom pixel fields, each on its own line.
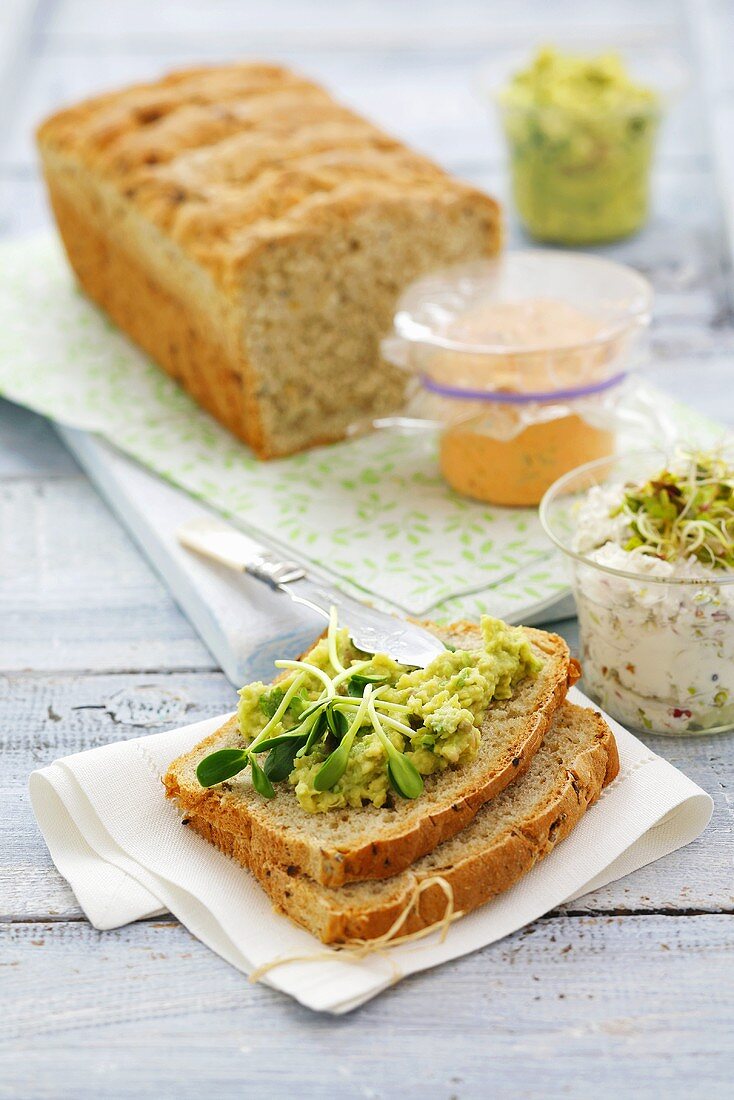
left=1, top=669, right=731, bottom=920
left=0, top=1, right=39, bottom=157
left=45, top=0, right=681, bottom=47
left=0, top=400, right=78, bottom=478
left=5, top=38, right=704, bottom=171
left=1, top=915, right=732, bottom=1096
left=0, top=469, right=217, bottom=673
left=687, top=0, right=734, bottom=296
left=0, top=670, right=237, bottom=919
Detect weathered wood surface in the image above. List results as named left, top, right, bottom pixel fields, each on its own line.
left=2, top=915, right=733, bottom=1098
left=0, top=469, right=217, bottom=673
left=1, top=0, right=734, bottom=1096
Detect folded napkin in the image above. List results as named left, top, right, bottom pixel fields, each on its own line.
left=29, top=687, right=712, bottom=1014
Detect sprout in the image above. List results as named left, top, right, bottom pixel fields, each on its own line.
left=196, top=606, right=453, bottom=805
left=614, top=450, right=734, bottom=570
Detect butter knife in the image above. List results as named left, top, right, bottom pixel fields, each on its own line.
left=177, top=517, right=447, bottom=667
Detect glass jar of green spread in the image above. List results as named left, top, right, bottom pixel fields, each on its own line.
left=493, top=47, right=666, bottom=245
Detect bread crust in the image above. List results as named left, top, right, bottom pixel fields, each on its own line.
left=186, top=704, right=618, bottom=942
left=164, top=623, right=578, bottom=887
left=40, top=166, right=270, bottom=454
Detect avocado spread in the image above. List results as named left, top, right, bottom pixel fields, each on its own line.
left=212, top=613, right=542, bottom=813
left=499, top=47, right=660, bottom=244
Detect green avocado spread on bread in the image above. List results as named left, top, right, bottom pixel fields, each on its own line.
left=196, top=612, right=542, bottom=812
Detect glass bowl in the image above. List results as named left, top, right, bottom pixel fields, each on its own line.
left=385, top=252, right=653, bottom=391
left=540, top=451, right=734, bottom=736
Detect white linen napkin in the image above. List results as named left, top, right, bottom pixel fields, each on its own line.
left=29, top=687, right=712, bottom=1015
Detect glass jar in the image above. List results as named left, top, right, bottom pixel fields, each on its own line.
left=540, top=453, right=734, bottom=736
left=379, top=252, right=655, bottom=506
left=432, top=377, right=638, bottom=507
left=499, top=98, right=659, bottom=244
left=478, top=47, right=687, bottom=244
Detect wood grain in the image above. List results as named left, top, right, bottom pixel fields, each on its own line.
left=0, top=670, right=237, bottom=920
left=1, top=915, right=732, bottom=1097
left=0, top=466, right=216, bottom=674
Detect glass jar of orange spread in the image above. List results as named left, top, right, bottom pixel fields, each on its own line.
left=440, top=411, right=614, bottom=507
left=382, top=253, right=653, bottom=507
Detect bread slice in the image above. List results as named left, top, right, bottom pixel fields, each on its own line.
left=187, top=702, right=618, bottom=943
left=164, top=622, right=579, bottom=887
left=37, top=63, right=501, bottom=458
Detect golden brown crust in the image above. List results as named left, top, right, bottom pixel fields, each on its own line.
left=164, top=623, right=575, bottom=886
left=37, top=63, right=497, bottom=286
left=41, top=174, right=269, bottom=453
left=186, top=705, right=619, bottom=943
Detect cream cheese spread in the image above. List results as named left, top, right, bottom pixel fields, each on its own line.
left=571, top=471, right=734, bottom=734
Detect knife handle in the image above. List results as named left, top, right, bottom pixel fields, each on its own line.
left=177, top=518, right=306, bottom=589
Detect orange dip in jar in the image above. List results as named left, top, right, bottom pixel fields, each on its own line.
left=434, top=298, right=617, bottom=505
left=383, top=253, right=652, bottom=507
left=440, top=413, right=614, bottom=507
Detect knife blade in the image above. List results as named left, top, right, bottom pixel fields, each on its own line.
left=177, top=517, right=447, bottom=667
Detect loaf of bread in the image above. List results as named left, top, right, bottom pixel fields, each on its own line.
left=37, top=64, right=501, bottom=458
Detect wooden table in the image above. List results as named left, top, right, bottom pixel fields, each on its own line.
left=1, top=2, right=733, bottom=1096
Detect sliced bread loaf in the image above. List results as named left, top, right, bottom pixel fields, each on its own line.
left=164, top=622, right=578, bottom=887
left=37, top=63, right=501, bottom=458
left=187, top=701, right=618, bottom=943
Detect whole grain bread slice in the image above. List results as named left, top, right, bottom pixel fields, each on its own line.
left=187, top=702, right=618, bottom=943
left=164, top=622, right=579, bottom=887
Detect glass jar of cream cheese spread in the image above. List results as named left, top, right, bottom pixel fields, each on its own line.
left=380, top=252, right=653, bottom=507
left=541, top=449, right=734, bottom=736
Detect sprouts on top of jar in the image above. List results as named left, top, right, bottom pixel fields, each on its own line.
left=607, top=450, right=734, bottom=569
